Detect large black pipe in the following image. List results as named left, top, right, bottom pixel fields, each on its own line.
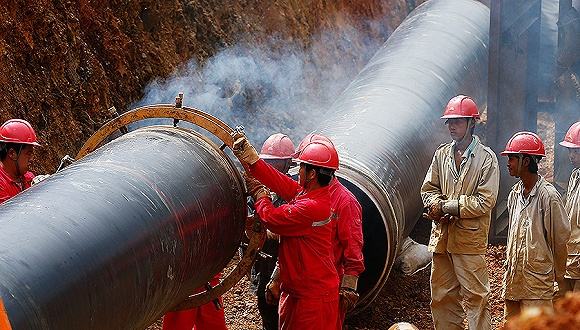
left=0, top=126, right=245, bottom=330
left=316, top=0, right=490, bottom=309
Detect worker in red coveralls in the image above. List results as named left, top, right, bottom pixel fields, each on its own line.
left=0, top=119, right=40, bottom=204
left=162, top=274, right=227, bottom=330
left=294, top=134, right=364, bottom=326
left=251, top=133, right=295, bottom=330
left=233, top=132, right=340, bottom=330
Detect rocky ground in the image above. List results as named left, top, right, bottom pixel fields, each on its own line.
left=146, top=244, right=507, bottom=330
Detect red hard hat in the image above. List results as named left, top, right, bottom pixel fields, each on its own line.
left=441, top=95, right=480, bottom=119
left=500, top=131, right=546, bottom=157
left=293, top=139, right=339, bottom=170
left=0, top=119, right=40, bottom=146
left=559, top=121, right=580, bottom=148
left=259, top=133, right=295, bottom=159
left=293, top=133, right=333, bottom=156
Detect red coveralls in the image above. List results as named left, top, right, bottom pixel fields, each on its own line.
left=0, top=166, right=34, bottom=204
left=162, top=276, right=227, bottom=330
left=328, top=177, right=364, bottom=324
left=250, top=159, right=339, bottom=330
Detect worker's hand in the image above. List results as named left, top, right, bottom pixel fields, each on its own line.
left=438, top=213, right=453, bottom=223
left=244, top=173, right=271, bottom=201
left=339, top=274, right=359, bottom=313
left=423, top=196, right=448, bottom=222
left=31, top=174, right=50, bottom=186
left=339, top=288, right=359, bottom=314
left=266, top=230, right=279, bottom=241
left=245, top=215, right=255, bottom=239
left=232, top=134, right=260, bottom=165
left=428, top=201, right=445, bottom=220
left=265, top=279, right=281, bottom=305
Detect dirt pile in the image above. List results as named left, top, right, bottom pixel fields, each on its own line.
left=504, top=293, right=580, bottom=329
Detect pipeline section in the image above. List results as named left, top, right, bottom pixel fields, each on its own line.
left=318, top=0, right=490, bottom=309
left=0, top=126, right=246, bottom=330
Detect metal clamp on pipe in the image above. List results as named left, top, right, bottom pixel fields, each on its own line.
left=76, top=101, right=267, bottom=312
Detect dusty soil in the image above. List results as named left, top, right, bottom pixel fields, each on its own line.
left=347, top=245, right=507, bottom=330
left=146, top=245, right=507, bottom=330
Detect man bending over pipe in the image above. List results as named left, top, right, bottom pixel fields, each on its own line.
left=234, top=133, right=340, bottom=330
left=421, top=95, right=499, bottom=330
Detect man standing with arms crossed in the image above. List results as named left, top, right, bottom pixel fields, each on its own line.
left=421, top=95, right=500, bottom=330
left=500, top=131, right=570, bottom=317
left=559, top=122, right=580, bottom=292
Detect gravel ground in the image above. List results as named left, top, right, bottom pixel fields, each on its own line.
left=147, top=245, right=508, bottom=330
left=347, top=245, right=507, bottom=330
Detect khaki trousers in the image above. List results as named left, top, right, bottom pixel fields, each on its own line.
left=504, top=299, right=553, bottom=319
left=430, top=253, right=490, bottom=330
left=564, top=278, right=580, bottom=292
left=572, top=279, right=580, bottom=291
left=553, top=278, right=580, bottom=302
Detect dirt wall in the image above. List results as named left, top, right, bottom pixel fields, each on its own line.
left=0, top=0, right=410, bottom=173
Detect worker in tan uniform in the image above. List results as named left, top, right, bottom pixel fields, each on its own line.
left=501, top=131, right=571, bottom=318
left=559, top=122, right=580, bottom=292
left=421, top=95, right=499, bottom=330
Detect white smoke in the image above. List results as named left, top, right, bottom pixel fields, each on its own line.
left=130, top=19, right=393, bottom=147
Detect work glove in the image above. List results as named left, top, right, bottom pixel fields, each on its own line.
left=266, top=230, right=279, bottom=241
left=265, top=266, right=281, bottom=305
left=244, top=173, right=271, bottom=201
left=232, top=134, right=260, bottom=165
left=422, top=196, right=452, bottom=223
left=339, top=274, right=359, bottom=314
left=245, top=214, right=256, bottom=239
left=31, top=174, right=50, bottom=186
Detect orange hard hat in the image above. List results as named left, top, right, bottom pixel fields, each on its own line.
left=441, top=95, right=480, bottom=119
left=259, top=133, right=295, bottom=159
left=501, top=131, right=546, bottom=157
left=560, top=121, right=580, bottom=148
left=293, top=137, right=339, bottom=170
left=0, top=119, right=40, bottom=146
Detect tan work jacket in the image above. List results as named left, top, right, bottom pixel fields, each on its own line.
left=566, top=168, right=580, bottom=279
left=504, top=177, right=571, bottom=300
left=421, top=136, right=500, bottom=254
